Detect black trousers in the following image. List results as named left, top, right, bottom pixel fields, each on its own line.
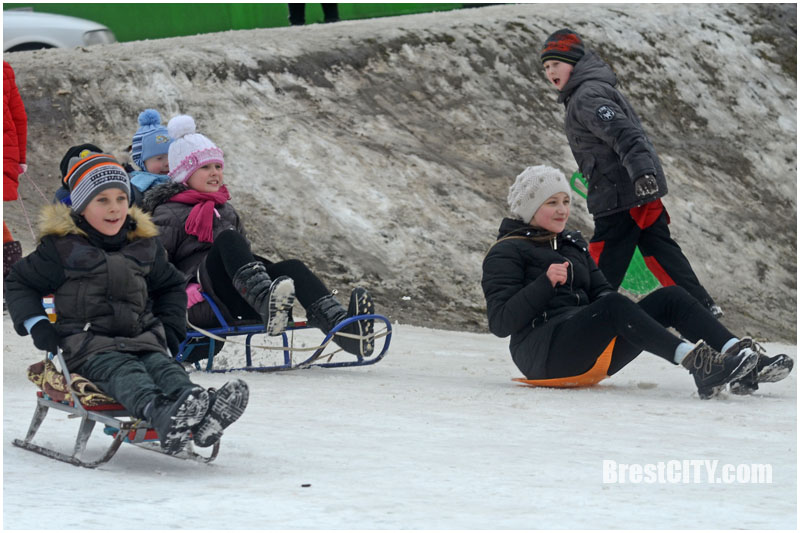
left=590, top=208, right=714, bottom=309
left=76, top=351, right=196, bottom=419
left=203, top=230, right=329, bottom=320
left=545, top=287, right=734, bottom=379
left=288, top=3, right=339, bottom=25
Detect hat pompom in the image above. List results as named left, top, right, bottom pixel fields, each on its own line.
left=138, top=109, right=162, bottom=127
left=168, top=115, right=197, bottom=140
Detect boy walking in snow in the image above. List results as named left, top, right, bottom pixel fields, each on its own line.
left=540, top=29, right=722, bottom=318
left=5, top=151, right=249, bottom=455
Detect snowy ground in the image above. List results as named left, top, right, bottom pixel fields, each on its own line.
left=3, top=315, right=796, bottom=529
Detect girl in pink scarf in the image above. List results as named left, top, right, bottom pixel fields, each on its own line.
left=146, top=115, right=376, bottom=358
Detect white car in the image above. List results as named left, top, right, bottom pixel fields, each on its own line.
left=3, top=10, right=116, bottom=52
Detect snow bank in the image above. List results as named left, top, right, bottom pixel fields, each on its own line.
left=3, top=4, right=796, bottom=341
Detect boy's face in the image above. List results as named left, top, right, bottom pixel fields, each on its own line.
left=81, top=188, right=129, bottom=236
left=144, top=154, right=169, bottom=175
left=186, top=163, right=224, bottom=193
left=531, top=192, right=570, bottom=233
left=543, top=60, right=574, bottom=91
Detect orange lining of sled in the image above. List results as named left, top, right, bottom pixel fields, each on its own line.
left=512, top=337, right=616, bottom=388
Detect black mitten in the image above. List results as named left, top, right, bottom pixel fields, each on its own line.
left=30, top=320, right=60, bottom=354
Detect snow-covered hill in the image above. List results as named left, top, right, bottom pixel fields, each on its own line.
left=2, top=314, right=796, bottom=529
left=2, top=3, right=796, bottom=341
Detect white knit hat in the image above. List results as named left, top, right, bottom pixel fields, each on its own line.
left=167, top=115, right=224, bottom=184
left=507, top=165, right=571, bottom=224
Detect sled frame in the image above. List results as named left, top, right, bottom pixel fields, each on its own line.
left=12, top=350, right=219, bottom=468
left=177, top=293, right=393, bottom=373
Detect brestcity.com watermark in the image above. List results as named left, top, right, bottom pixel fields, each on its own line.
left=602, top=459, right=773, bottom=484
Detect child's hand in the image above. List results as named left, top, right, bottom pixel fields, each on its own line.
left=30, top=321, right=59, bottom=354
left=186, top=283, right=204, bottom=308
left=546, top=261, right=570, bottom=287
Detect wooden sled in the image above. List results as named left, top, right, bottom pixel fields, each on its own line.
left=512, top=337, right=616, bottom=388
left=177, top=292, right=393, bottom=372
left=12, top=350, right=219, bottom=468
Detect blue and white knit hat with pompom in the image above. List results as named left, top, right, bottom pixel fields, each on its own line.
left=130, top=109, right=172, bottom=171
left=167, top=115, right=224, bottom=184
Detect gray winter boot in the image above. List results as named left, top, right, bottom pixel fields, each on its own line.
left=232, top=261, right=295, bottom=336
left=145, top=387, right=209, bottom=455
left=306, top=288, right=375, bottom=357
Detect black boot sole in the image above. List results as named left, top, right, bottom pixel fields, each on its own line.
left=697, top=352, right=758, bottom=400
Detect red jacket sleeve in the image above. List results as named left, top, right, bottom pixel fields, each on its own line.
left=4, top=61, right=27, bottom=201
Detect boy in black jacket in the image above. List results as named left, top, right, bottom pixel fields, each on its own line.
left=541, top=29, right=722, bottom=318
left=6, top=151, right=248, bottom=455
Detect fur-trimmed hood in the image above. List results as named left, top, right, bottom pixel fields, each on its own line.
left=38, top=203, right=159, bottom=242
left=141, top=181, right=188, bottom=213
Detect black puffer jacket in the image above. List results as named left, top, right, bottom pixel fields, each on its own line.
left=481, top=218, right=614, bottom=378
left=5, top=204, right=187, bottom=369
left=142, top=181, right=245, bottom=281
left=559, top=51, right=667, bottom=218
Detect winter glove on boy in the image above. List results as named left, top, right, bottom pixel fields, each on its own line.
left=30, top=320, right=60, bottom=354
left=634, top=174, right=659, bottom=198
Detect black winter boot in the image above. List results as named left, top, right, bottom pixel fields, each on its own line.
left=232, top=261, right=295, bottom=335
left=681, top=341, right=758, bottom=399
left=728, top=338, right=794, bottom=395
left=145, top=387, right=209, bottom=455
left=192, top=379, right=249, bottom=448
left=306, top=288, right=375, bottom=357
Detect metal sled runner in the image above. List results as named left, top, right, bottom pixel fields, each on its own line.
left=12, top=350, right=219, bottom=468
left=177, top=292, right=393, bottom=372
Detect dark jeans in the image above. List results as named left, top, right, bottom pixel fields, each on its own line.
left=204, top=229, right=329, bottom=319
left=288, top=3, right=339, bottom=25
left=545, top=286, right=734, bottom=379
left=590, top=209, right=714, bottom=308
left=76, top=351, right=196, bottom=418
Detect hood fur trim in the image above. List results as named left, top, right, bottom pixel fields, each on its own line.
left=39, top=203, right=159, bottom=241
left=142, top=181, right=188, bottom=213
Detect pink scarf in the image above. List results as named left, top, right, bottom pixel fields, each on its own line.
left=169, top=185, right=231, bottom=243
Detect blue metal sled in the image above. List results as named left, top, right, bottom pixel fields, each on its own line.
left=176, top=293, right=393, bottom=372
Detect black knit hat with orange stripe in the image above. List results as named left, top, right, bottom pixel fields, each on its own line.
left=64, top=152, right=130, bottom=214
left=541, top=29, right=585, bottom=65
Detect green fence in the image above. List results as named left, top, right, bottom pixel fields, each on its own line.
left=3, top=3, right=468, bottom=42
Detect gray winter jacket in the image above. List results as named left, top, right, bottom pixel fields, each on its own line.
left=143, top=182, right=245, bottom=281
left=559, top=51, right=668, bottom=218
left=5, top=204, right=187, bottom=369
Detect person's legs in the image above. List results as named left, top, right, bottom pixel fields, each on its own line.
left=76, top=351, right=163, bottom=418
left=638, top=213, right=716, bottom=310
left=205, top=230, right=296, bottom=333
left=288, top=3, right=306, bottom=25
left=321, top=3, right=339, bottom=22
left=264, top=259, right=329, bottom=309
left=546, top=293, right=684, bottom=379
left=139, top=351, right=197, bottom=401
left=636, top=285, right=732, bottom=351
left=589, top=211, right=640, bottom=289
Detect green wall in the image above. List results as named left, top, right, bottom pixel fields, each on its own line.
left=3, top=3, right=468, bottom=42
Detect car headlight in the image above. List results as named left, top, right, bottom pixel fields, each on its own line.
left=82, top=29, right=116, bottom=46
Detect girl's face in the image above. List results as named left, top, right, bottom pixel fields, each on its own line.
left=186, top=163, right=223, bottom=193
left=144, top=154, right=169, bottom=175
left=543, top=60, right=574, bottom=91
left=81, top=188, right=129, bottom=236
left=531, top=192, right=570, bottom=234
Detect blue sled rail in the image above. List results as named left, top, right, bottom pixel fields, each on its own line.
left=177, top=293, right=392, bottom=373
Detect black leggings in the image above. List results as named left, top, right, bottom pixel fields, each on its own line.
left=203, top=230, right=329, bottom=318
left=545, top=287, right=734, bottom=378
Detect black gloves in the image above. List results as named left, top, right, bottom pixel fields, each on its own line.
left=30, top=320, right=60, bottom=354
left=634, top=174, right=659, bottom=198
left=165, top=327, right=182, bottom=356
